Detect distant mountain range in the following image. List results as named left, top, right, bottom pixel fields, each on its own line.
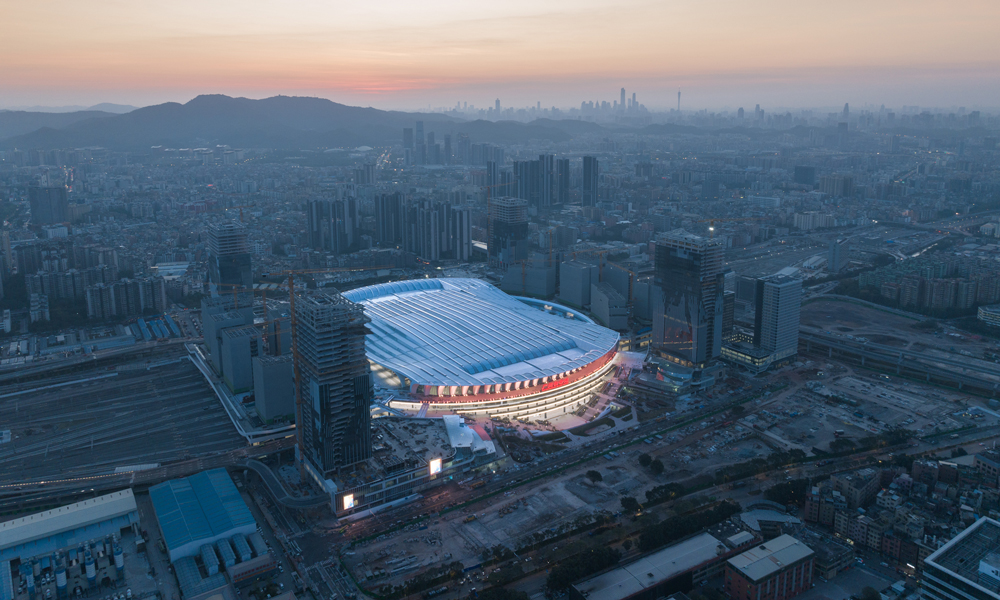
left=0, top=95, right=605, bottom=151
left=1, top=103, right=138, bottom=114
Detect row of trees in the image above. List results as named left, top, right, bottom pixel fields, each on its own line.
left=714, top=449, right=808, bottom=483
left=637, top=501, right=741, bottom=552
left=545, top=547, right=622, bottom=592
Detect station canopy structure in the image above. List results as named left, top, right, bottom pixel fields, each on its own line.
left=342, top=278, right=619, bottom=395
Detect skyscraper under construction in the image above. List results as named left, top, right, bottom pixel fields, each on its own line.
left=294, top=290, right=373, bottom=479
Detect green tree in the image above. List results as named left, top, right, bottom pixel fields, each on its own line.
left=586, top=470, right=603, bottom=483
left=546, top=547, right=621, bottom=592
left=765, top=478, right=810, bottom=507
left=622, top=539, right=633, bottom=551
left=860, top=586, right=880, bottom=600
left=620, top=496, right=641, bottom=513
left=638, top=453, right=652, bottom=467
left=650, top=459, right=665, bottom=475
left=472, top=589, right=529, bottom=600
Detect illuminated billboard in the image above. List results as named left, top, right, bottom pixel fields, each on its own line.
left=343, top=494, right=355, bottom=510
left=429, top=458, right=442, bottom=475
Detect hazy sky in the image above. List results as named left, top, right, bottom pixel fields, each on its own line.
left=3, top=0, right=1000, bottom=111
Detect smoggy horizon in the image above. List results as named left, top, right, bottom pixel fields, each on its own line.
left=3, top=0, right=1000, bottom=112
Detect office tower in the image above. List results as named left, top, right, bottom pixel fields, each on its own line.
left=375, top=192, right=404, bottom=246
left=632, top=92, right=636, bottom=109
left=753, top=275, right=802, bottom=363
left=415, top=121, right=424, bottom=145
left=294, top=291, right=373, bottom=476
left=403, top=128, right=413, bottom=150
left=828, top=238, right=850, bottom=272
left=538, top=154, right=554, bottom=208
left=793, top=166, right=816, bottom=186
left=922, top=517, right=1000, bottom=600
left=843, top=103, right=849, bottom=118
left=488, top=197, right=529, bottom=270
left=307, top=198, right=358, bottom=254
left=29, top=186, right=68, bottom=225
left=495, top=98, right=500, bottom=112
left=426, top=132, right=435, bottom=149
left=207, top=222, right=252, bottom=290
left=652, top=230, right=724, bottom=368
left=620, top=88, right=626, bottom=109
left=582, top=156, right=599, bottom=206
left=677, top=90, right=681, bottom=112
left=737, top=107, right=744, bottom=119
left=443, top=135, right=452, bottom=165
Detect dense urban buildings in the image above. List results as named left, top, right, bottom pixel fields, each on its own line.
left=3, top=88, right=1000, bottom=600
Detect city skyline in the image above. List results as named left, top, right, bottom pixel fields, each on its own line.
left=3, top=0, right=1000, bottom=111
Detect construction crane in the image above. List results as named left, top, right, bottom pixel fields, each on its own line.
left=209, top=282, right=255, bottom=308
left=697, top=217, right=766, bottom=238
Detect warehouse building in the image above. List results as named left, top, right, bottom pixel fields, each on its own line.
left=149, top=469, right=256, bottom=563
left=569, top=530, right=756, bottom=600
left=0, top=489, right=138, bottom=563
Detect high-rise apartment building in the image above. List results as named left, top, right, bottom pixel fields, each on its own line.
left=29, top=186, right=68, bottom=225
left=488, top=197, right=529, bottom=270
left=400, top=200, right=472, bottom=262
left=538, top=154, right=554, bottom=208
left=295, top=291, right=373, bottom=477
left=207, top=222, right=252, bottom=290
left=307, top=198, right=358, bottom=254
left=375, top=192, right=404, bottom=246
left=582, top=156, right=599, bottom=206
left=556, top=158, right=570, bottom=205
left=652, top=230, right=724, bottom=368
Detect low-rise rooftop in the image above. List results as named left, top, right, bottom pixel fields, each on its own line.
left=727, top=535, right=814, bottom=583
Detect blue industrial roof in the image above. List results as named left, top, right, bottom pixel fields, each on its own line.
left=342, top=278, right=619, bottom=388
left=149, top=469, right=255, bottom=558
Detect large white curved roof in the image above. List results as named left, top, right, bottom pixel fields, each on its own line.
left=342, top=278, right=618, bottom=388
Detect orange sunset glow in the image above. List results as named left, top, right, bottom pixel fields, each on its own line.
left=3, top=0, right=1000, bottom=109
